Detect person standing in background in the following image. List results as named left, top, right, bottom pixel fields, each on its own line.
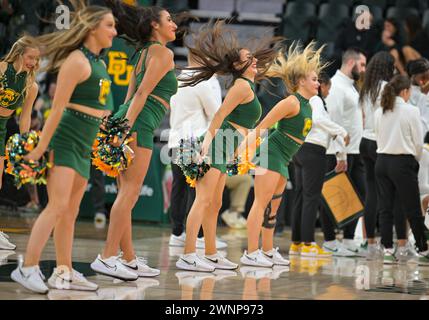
left=322, top=48, right=367, bottom=257
left=358, top=51, right=395, bottom=260
left=374, top=74, right=429, bottom=265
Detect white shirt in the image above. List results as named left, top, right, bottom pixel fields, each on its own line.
left=168, top=71, right=222, bottom=148
left=361, top=81, right=387, bottom=141
left=374, top=97, right=423, bottom=160
left=409, top=85, right=429, bottom=134
left=326, top=70, right=363, bottom=155
left=419, top=145, right=429, bottom=195
left=306, top=96, right=348, bottom=155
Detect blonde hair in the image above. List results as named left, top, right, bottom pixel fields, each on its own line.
left=1, top=36, right=40, bottom=99
left=266, top=41, right=327, bottom=93
left=36, top=0, right=111, bottom=73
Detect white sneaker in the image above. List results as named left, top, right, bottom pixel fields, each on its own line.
left=169, top=232, right=186, bottom=247
left=119, top=256, right=160, bottom=277
left=235, top=216, right=247, bottom=229
left=0, top=250, right=14, bottom=266
left=202, top=253, right=238, bottom=270
left=11, top=261, right=48, bottom=294
left=343, top=239, right=366, bottom=257
left=323, top=240, right=357, bottom=257
left=240, top=250, right=274, bottom=267
left=262, top=247, right=290, bottom=266
left=176, top=253, right=215, bottom=272
left=221, top=210, right=238, bottom=228
left=0, top=231, right=16, bottom=250
left=240, top=266, right=272, bottom=279
left=48, top=267, right=98, bottom=291
left=91, top=254, right=138, bottom=281
left=196, top=237, right=228, bottom=250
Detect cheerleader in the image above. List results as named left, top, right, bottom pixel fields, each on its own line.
left=241, top=42, right=326, bottom=267
left=374, top=74, right=429, bottom=265
left=175, top=21, right=281, bottom=272
left=90, top=1, right=177, bottom=279
left=290, top=72, right=349, bottom=257
left=358, top=51, right=395, bottom=260
left=11, top=1, right=117, bottom=293
left=0, top=37, right=40, bottom=250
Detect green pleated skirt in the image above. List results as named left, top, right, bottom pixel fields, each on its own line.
left=255, top=129, right=302, bottom=179
left=208, top=121, right=244, bottom=174
left=50, top=108, right=101, bottom=179
left=115, top=95, right=167, bottom=150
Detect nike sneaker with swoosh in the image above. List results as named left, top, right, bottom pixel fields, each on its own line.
left=11, top=260, right=48, bottom=294
left=91, top=255, right=138, bottom=281
left=176, top=253, right=215, bottom=272
left=202, top=253, right=238, bottom=270
left=240, top=250, right=273, bottom=267
left=119, top=256, right=160, bottom=277
left=323, top=240, right=357, bottom=257
left=262, top=247, right=290, bottom=266
left=48, top=268, right=98, bottom=291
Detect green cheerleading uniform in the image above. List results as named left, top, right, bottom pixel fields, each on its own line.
left=209, top=77, right=262, bottom=173
left=0, top=63, right=28, bottom=156
left=49, top=46, right=113, bottom=179
left=256, top=92, right=312, bottom=179
left=114, top=41, right=178, bottom=150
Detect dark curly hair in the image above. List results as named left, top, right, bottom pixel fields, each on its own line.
left=179, top=20, right=284, bottom=88
left=359, top=51, right=395, bottom=106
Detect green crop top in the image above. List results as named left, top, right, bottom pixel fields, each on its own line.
left=69, top=46, right=114, bottom=111
left=135, top=41, right=178, bottom=104
left=225, top=77, right=262, bottom=129
left=0, top=63, right=27, bottom=110
left=277, top=92, right=312, bottom=141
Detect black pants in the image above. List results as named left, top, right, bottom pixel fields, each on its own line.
left=321, top=154, right=366, bottom=241
left=170, top=162, right=199, bottom=236
left=359, top=138, right=378, bottom=238
left=291, top=143, right=327, bottom=243
left=375, top=154, right=428, bottom=251
left=90, top=165, right=106, bottom=215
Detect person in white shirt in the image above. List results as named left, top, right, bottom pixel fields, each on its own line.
left=322, top=48, right=367, bottom=256
left=406, top=58, right=429, bottom=133
left=374, top=74, right=429, bottom=264
left=290, top=73, right=349, bottom=257
left=418, top=133, right=429, bottom=215
left=168, top=52, right=226, bottom=250
left=358, top=51, right=395, bottom=260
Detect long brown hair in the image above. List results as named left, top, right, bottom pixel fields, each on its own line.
left=380, top=75, right=411, bottom=113
left=1, top=36, right=40, bottom=99
left=35, top=0, right=111, bottom=73
left=179, top=20, right=284, bottom=88
left=359, top=51, right=395, bottom=106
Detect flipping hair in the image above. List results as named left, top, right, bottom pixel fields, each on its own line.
left=359, top=51, right=395, bottom=106
left=1, top=36, right=40, bottom=99
left=179, top=20, right=284, bottom=87
left=35, top=0, right=111, bottom=73
left=265, top=41, right=327, bottom=93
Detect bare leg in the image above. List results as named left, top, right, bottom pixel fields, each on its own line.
left=103, top=136, right=152, bottom=260
left=202, top=173, right=226, bottom=256
left=402, top=46, right=422, bottom=62
left=24, top=165, right=75, bottom=267
left=261, top=177, right=287, bottom=252
left=247, top=169, right=282, bottom=253
left=184, top=167, right=222, bottom=254
left=53, top=172, right=87, bottom=270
